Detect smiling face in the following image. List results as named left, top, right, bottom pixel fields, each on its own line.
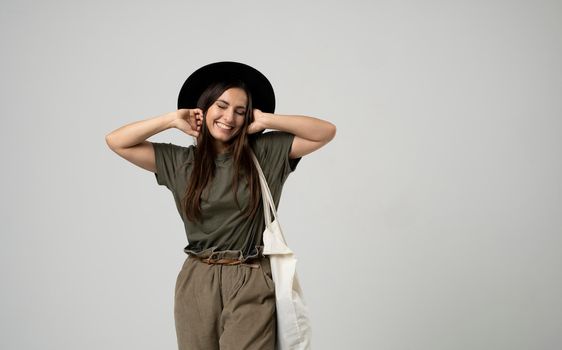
left=204, top=87, right=248, bottom=154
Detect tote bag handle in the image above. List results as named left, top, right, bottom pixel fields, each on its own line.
left=249, top=150, right=289, bottom=245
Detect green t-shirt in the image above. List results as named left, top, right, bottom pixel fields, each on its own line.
left=152, top=131, right=302, bottom=261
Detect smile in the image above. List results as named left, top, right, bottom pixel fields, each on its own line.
left=215, top=122, right=233, bottom=130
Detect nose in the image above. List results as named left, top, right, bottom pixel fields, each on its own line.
left=223, top=108, right=236, bottom=122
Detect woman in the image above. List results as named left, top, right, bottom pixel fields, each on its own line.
left=105, top=61, right=336, bottom=350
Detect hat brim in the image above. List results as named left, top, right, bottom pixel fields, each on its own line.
left=177, top=61, right=275, bottom=113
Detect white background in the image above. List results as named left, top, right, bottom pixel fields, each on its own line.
left=1, top=0, right=561, bottom=349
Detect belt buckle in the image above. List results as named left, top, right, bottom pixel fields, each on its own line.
left=206, top=255, right=221, bottom=264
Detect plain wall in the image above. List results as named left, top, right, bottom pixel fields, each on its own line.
left=1, top=0, right=561, bottom=349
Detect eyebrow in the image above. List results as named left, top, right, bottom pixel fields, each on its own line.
left=217, top=99, right=246, bottom=110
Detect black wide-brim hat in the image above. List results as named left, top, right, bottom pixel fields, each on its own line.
left=177, top=61, right=275, bottom=113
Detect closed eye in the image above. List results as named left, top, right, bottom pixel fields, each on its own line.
left=217, top=102, right=245, bottom=115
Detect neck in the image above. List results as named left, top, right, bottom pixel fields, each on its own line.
left=215, top=142, right=231, bottom=155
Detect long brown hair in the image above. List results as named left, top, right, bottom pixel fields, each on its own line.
left=181, top=80, right=261, bottom=223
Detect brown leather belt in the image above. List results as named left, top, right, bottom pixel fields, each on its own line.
left=196, top=256, right=261, bottom=268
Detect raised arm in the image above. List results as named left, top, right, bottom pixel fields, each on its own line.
left=249, top=109, right=336, bottom=158
left=105, top=109, right=202, bottom=172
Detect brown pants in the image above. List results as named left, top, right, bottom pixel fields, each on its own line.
left=174, top=255, right=277, bottom=350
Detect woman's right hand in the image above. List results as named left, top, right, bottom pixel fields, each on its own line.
left=172, top=108, right=203, bottom=137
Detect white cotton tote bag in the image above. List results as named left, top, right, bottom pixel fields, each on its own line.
left=250, top=150, right=312, bottom=350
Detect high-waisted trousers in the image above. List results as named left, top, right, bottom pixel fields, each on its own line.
left=174, top=255, right=277, bottom=350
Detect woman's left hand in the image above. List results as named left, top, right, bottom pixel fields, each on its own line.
left=247, top=108, right=268, bottom=134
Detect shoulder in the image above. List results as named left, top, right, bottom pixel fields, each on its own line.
left=251, top=131, right=295, bottom=155
left=152, top=142, right=195, bottom=166
left=152, top=142, right=195, bottom=188
left=250, top=131, right=302, bottom=175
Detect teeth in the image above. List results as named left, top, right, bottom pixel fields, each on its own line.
left=216, top=122, right=233, bottom=130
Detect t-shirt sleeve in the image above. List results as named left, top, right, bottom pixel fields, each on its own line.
left=254, top=131, right=302, bottom=179
left=152, top=142, right=191, bottom=190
